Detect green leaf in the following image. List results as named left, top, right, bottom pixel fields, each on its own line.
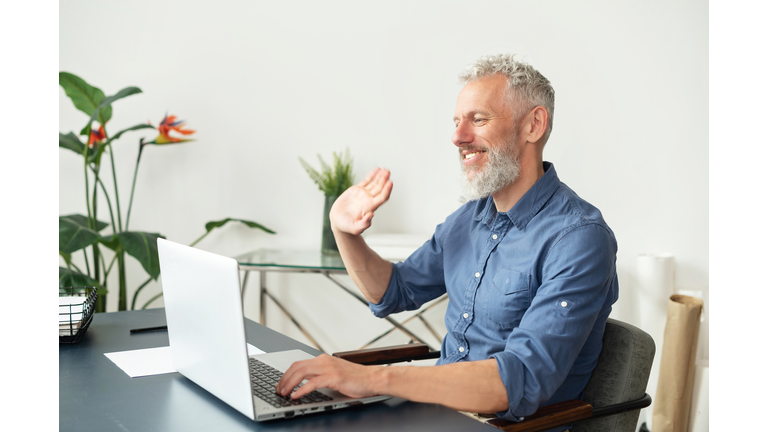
left=59, top=132, right=86, bottom=154
left=98, top=234, right=121, bottom=251
left=59, top=216, right=101, bottom=253
left=116, top=231, right=165, bottom=280
left=59, top=267, right=99, bottom=288
left=60, top=251, right=72, bottom=267
left=204, top=218, right=276, bottom=234
left=59, top=132, right=107, bottom=164
left=59, top=72, right=113, bottom=125
left=61, top=213, right=109, bottom=232
left=87, top=86, right=143, bottom=128
left=107, top=123, right=155, bottom=143
left=299, top=149, right=354, bottom=195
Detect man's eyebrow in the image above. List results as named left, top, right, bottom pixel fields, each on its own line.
left=454, top=110, right=493, bottom=122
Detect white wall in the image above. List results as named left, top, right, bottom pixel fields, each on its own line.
left=59, top=0, right=707, bottom=428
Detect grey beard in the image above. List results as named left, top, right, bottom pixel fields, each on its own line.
left=458, top=143, right=521, bottom=202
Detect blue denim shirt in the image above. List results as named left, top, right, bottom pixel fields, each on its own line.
left=370, top=162, right=618, bottom=423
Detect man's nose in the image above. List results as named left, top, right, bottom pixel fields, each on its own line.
left=452, top=121, right=472, bottom=147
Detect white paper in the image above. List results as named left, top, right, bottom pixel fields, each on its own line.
left=59, top=296, right=86, bottom=322
left=104, top=344, right=265, bottom=378
left=687, top=360, right=709, bottom=432
left=636, top=253, right=675, bottom=431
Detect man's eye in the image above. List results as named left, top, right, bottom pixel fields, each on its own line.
left=474, top=118, right=485, bottom=124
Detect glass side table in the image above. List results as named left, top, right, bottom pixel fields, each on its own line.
left=234, top=249, right=446, bottom=353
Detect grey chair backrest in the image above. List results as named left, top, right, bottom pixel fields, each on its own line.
left=572, top=318, right=656, bottom=432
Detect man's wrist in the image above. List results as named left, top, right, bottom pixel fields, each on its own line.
left=371, top=365, right=393, bottom=396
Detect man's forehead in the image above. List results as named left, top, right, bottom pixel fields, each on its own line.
left=454, top=75, right=511, bottom=118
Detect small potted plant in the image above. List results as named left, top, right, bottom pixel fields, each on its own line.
left=299, top=149, right=354, bottom=255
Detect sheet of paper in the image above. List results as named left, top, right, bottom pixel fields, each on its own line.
left=104, top=344, right=265, bottom=378
left=59, top=296, right=86, bottom=322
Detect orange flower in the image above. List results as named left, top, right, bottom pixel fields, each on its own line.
left=152, top=114, right=195, bottom=144
left=88, top=125, right=106, bottom=147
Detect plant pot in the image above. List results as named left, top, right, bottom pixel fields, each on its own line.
left=321, top=194, right=340, bottom=255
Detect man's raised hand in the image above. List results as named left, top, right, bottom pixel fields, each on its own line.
left=329, top=168, right=393, bottom=236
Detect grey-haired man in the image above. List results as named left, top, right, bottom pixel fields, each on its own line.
left=278, top=55, right=618, bottom=428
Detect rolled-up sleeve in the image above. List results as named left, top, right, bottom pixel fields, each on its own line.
left=369, top=226, right=450, bottom=318
left=490, top=222, right=618, bottom=420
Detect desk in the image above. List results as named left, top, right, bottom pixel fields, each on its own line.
left=59, top=309, right=492, bottom=432
left=235, top=249, right=447, bottom=353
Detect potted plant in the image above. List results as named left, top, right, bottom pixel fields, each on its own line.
left=299, top=149, right=354, bottom=255
left=59, top=72, right=275, bottom=312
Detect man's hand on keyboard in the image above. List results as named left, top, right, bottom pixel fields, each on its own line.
left=276, top=354, right=384, bottom=400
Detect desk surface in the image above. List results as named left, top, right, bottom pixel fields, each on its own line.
left=59, top=309, right=492, bottom=431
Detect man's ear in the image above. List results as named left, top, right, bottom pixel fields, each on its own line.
left=521, top=106, right=549, bottom=144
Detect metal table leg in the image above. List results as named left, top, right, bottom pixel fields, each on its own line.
left=358, top=295, right=447, bottom=349
left=239, top=262, right=443, bottom=354
left=246, top=270, right=325, bottom=352
left=323, top=272, right=434, bottom=347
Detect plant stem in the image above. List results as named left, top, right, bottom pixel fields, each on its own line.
left=92, top=244, right=101, bottom=290
left=91, top=168, right=117, bottom=233
left=99, top=250, right=109, bottom=295
left=125, top=139, right=145, bottom=231
left=141, top=292, right=164, bottom=310
left=117, top=251, right=127, bottom=311
left=68, top=261, right=85, bottom=275
left=82, top=249, right=91, bottom=276
left=92, top=162, right=101, bottom=294
left=82, top=146, right=93, bottom=246
left=108, top=144, right=124, bottom=232
left=131, top=277, right=152, bottom=310
left=104, top=254, right=118, bottom=276
left=189, top=231, right=209, bottom=247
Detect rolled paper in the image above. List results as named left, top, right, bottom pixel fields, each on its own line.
left=652, top=294, right=704, bottom=432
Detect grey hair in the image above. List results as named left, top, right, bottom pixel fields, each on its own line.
left=459, top=54, right=555, bottom=144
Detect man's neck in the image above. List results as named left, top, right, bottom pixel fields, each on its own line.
left=491, top=159, right=545, bottom=213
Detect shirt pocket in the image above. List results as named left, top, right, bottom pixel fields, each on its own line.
left=479, top=269, right=531, bottom=330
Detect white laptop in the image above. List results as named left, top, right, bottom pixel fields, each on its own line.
left=157, top=238, right=390, bottom=421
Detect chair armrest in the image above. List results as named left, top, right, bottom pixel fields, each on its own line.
left=332, top=343, right=440, bottom=365
left=591, top=393, right=652, bottom=418
left=484, top=393, right=651, bottom=432
left=485, top=399, right=593, bottom=432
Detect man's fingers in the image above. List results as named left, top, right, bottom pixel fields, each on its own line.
left=372, top=181, right=393, bottom=207
left=365, top=169, right=390, bottom=197
left=277, top=360, right=312, bottom=396
left=357, top=168, right=380, bottom=189
left=290, top=378, right=323, bottom=400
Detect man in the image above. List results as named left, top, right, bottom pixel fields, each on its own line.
left=277, top=54, right=619, bottom=425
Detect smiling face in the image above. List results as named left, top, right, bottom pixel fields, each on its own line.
left=452, top=74, right=522, bottom=200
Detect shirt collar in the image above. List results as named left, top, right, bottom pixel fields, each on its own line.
left=474, top=162, right=561, bottom=229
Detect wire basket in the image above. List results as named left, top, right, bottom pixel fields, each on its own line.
left=59, top=287, right=97, bottom=344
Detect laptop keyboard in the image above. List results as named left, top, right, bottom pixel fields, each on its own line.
left=249, top=358, right=334, bottom=408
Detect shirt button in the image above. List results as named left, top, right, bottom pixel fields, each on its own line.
left=459, top=347, right=465, bottom=353
left=561, top=301, right=568, bottom=307
left=474, top=272, right=480, bottom=278
left=492, top=234, right=498, bottom=240
left=463, top=313, right=469, bottom=319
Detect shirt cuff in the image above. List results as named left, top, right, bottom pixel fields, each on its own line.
left=368, top=263, right=401, bottom=318
left=490, top=351, right=526, bottom=421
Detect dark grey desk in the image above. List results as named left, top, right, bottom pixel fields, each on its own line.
left=59, top=309, right=493, bottom=431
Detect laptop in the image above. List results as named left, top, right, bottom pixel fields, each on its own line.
left=157, top=238, right=390, bottom=421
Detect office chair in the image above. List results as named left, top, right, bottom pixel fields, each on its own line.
left=333, top=318, right=655, bottom=432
